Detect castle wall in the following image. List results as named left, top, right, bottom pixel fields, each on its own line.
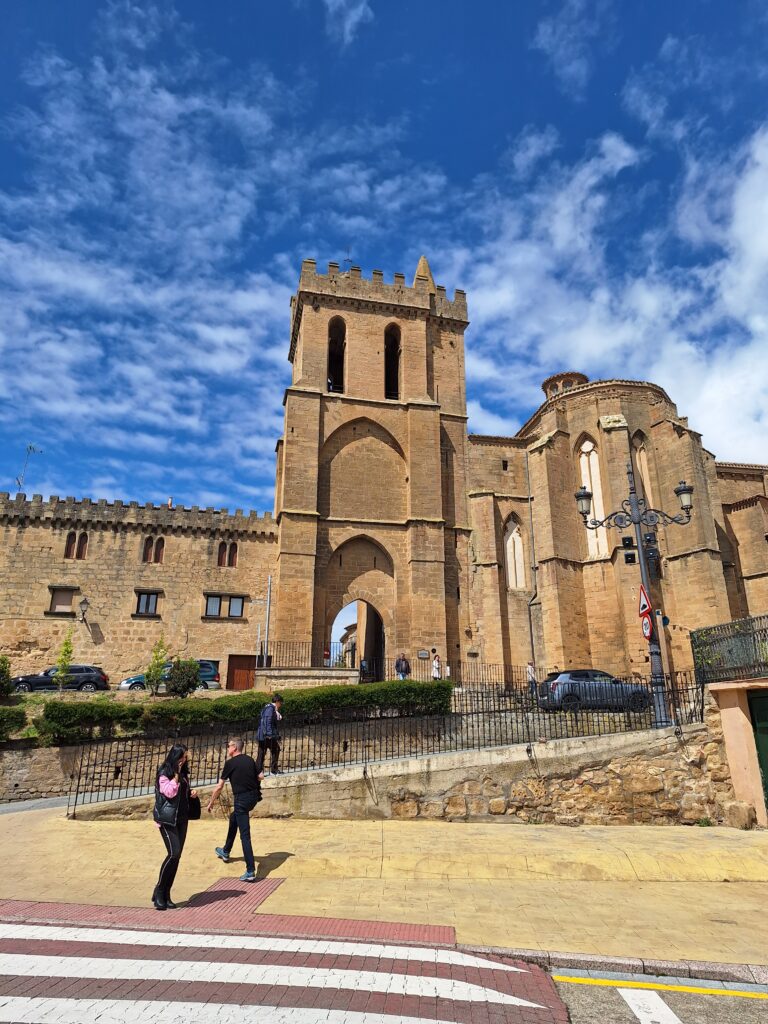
left=0, top=493, right=277, bottom=682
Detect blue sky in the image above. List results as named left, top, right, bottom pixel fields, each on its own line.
left=1, top=0, right=767, bottom=512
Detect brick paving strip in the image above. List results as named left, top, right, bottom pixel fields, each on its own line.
left=0, top=883, right=568, bottom=1022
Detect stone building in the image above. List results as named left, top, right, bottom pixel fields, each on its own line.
left=1, top=257, right=766, bottom=686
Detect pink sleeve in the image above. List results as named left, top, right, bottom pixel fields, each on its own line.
left=158, top=775, right=179, bottom=798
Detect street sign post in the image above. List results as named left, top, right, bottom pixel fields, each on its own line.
left=638, top=584, right=652, bottom=617
left=641, top=613, right=653, bottom=640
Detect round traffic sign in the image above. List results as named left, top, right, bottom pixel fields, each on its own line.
left=641, top=613, right=653, bottom=640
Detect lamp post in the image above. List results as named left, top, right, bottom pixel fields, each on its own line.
left=574, top=463, right=694, bottom=728
left=78, top=596, right=90, bottom=623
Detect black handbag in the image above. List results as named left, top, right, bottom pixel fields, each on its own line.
left=188, top=794, right=202, bottom=821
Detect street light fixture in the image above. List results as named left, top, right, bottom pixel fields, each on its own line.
left=78, top=596, right=90, bottom=622
left=574, top=462, right=694, bottom=728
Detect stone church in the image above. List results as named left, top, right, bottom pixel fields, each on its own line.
left=1, top=258, right=766, bottom=687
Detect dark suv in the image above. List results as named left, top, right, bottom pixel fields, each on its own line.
left=538, top=669, right=651, bottom=713
left=12, top=665, right=110, bottom=693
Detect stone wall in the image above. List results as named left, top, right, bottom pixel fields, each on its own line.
left=0, top=744, right=80, bottom=802
left=67, top=698, right=756, bottom=829
left=0, top=493, right=278, bottom=686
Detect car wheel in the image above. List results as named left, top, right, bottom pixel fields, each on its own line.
left=196, top=682, right=209, bottom=690
left=14, top=682, right=31, bottom=693
left=561, top=694, right=581, bottom=713
left=627, top=692, right=651, bottom=712
left=129, top=682, right=146, bottom=691
left=79, top=682, right=97, bottom=692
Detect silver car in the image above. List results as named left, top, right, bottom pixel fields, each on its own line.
left=117, top=659, right=221, bottom=691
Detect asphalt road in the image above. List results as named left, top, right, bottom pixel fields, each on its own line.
left=555, top=972, right=768, bottom=1023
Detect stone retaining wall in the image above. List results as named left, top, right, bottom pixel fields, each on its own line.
left=68, top=697, right=757, bottom=829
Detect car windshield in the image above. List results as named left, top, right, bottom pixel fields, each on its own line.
left=544, top=672, right=560, bottom=681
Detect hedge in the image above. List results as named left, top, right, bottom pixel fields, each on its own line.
left=0, top=706, right=26, bottom=742
left=35, top=680, right=454, bottom=745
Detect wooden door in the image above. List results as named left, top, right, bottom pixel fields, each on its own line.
left=226, top=655, right=257, bottom=691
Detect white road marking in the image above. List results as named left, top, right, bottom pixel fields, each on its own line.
left=0, top=922, right=523, bottom=971
left=619, top=988, right=684, bottom=1024
left=0, top=953, right=544, bottom=1008
left=0, top=998, right=457, bottom=1024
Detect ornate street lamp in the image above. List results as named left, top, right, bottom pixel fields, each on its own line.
left=78, top=596, right=90, bottom=623
left=575, top=463, right=694, bottom=727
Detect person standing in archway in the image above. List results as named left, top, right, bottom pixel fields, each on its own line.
left=431, top=649, right=441, bottom=681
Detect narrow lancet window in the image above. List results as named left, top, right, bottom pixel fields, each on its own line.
left=384, top=324, right=400, bottom=400
left=327, top=317, right=346, bottom=394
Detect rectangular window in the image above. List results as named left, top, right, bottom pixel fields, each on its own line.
left=49, top=588, right=76, bottom=614
left=136, top=592, right=159, bottom=616
left=229, top=596, right=244, bottom=618
left=502, top=459, right=508, bottom=471
left=205, top=595, right=222, bottom=617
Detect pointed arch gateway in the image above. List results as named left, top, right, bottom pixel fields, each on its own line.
left=322, top=535, right=396, bottom=680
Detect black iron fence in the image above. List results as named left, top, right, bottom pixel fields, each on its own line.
left=690, top=614, right=768, bottom=684
left=256, top=639, right=529, bottom=686
left=68, top=673, right=704, bottom=814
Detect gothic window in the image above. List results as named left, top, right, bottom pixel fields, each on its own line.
left=384, top=324, right=400, bottom=400
left=578, top=439, right=609, bottom=557
left=217, top=541, right=227, bottom=567
left=75, top=532, right=88, bottom=560
left=142, top=536, right=154, bottom=563
left=154, top=537, right=165, bottom=564
left=64, top=532, right=76, bottom=559
left=227, top=541, right=238, bottom=567
left=503, top=517, right=526, bottom=589
left=327, top=317, right=346, bottom=394
left=632, top=432, right=654, bottom=508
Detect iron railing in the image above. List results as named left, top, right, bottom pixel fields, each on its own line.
left=67, top=674, right=704, bottom=814
left=690, top=614, right=768, bottom=684
left=256, top=639, right=529, bottom=686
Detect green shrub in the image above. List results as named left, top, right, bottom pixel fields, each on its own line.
left=145, top=636, right=170, bottom=696
left=36, top=679, right=453, bottom=744
left=0, top=706, right=26, bottom=742
left=165, top=659, right=200, bottom=699
left=0, top=655, right=12, bottom=699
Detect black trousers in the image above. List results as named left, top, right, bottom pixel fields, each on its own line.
left=156, top=818, right=188, bottom=898
left=255, top=737, right=280, bottom=774
left=223, top=794, right=258, bottom=873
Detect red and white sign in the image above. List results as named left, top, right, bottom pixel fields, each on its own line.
left=638, top=584, right=652, bottom=617
left=641, top=613, right=653, bottom=640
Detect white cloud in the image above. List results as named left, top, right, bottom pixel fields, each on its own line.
left=531, top=0, right=615, bottom=99
left=323, top=0, right=373, bottom=46
left=508, top=125, right=560, bottom=179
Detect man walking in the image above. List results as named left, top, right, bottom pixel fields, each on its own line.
left=255, top=693, right=283, bottom=776
left=526, top=660, right=538, bottom=702
left=207, top=737, right=262, bottom=883
left=394, top=652, right=411, bottom=680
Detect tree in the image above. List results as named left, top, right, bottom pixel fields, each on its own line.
left=55, top=628, right=74, bottom=696
left=145, top=636, right=170, bottom=697
left=0, top=655, right=12, bottom=699
left=166, top=658, right=200, bottom=698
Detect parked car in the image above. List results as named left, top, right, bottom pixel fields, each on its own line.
left=12, top=665, right=110, bottom=693
left=117, top=659, right=221, bottom=692
left=537, top=669, right=652, bottom=713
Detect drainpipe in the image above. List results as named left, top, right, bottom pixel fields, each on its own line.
left=525, top=451, right=539, bottom=666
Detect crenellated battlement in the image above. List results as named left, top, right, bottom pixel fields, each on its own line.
left=289, top=257, right=468, bottom=361
left=0, top=492, right=278, bottom=539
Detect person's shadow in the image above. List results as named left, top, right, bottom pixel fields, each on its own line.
left=255, top=851, right=294, bottom=878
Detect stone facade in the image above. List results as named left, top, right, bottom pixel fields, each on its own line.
left=1, top=257, right=767, bottom=684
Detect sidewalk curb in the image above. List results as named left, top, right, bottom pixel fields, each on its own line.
left=457, top=944, right=768, bottom=986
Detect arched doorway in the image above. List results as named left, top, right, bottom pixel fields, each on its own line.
left=330, top=600, right=387, bottom=681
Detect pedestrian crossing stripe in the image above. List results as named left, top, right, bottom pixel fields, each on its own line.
left=553, top=974, right=768, bottom=1000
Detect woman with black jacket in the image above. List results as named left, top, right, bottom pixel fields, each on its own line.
left=153, top=743, right=197, bottom=910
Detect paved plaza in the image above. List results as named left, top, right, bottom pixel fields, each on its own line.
left=1, top=806, right=768, bottom=1021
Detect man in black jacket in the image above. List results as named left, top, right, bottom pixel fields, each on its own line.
left=255, top=693, right=283, bottom=776
left=207, top=737, right=262, bottom=882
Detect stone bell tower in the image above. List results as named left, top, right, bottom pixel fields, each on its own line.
left=271, top=257, right=473, bottom=672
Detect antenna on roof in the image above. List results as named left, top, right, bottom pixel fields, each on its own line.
left=15, top=443, right=43, bottom=491
left=340, top=246, right=353, bottom=276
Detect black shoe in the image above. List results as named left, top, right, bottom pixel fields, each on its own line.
left=152, top=889, right=167, bottom=911
left=165, top=896, right=178, bottom=909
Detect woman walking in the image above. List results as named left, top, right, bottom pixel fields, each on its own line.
left=153, top=743, right=197, bottom=910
